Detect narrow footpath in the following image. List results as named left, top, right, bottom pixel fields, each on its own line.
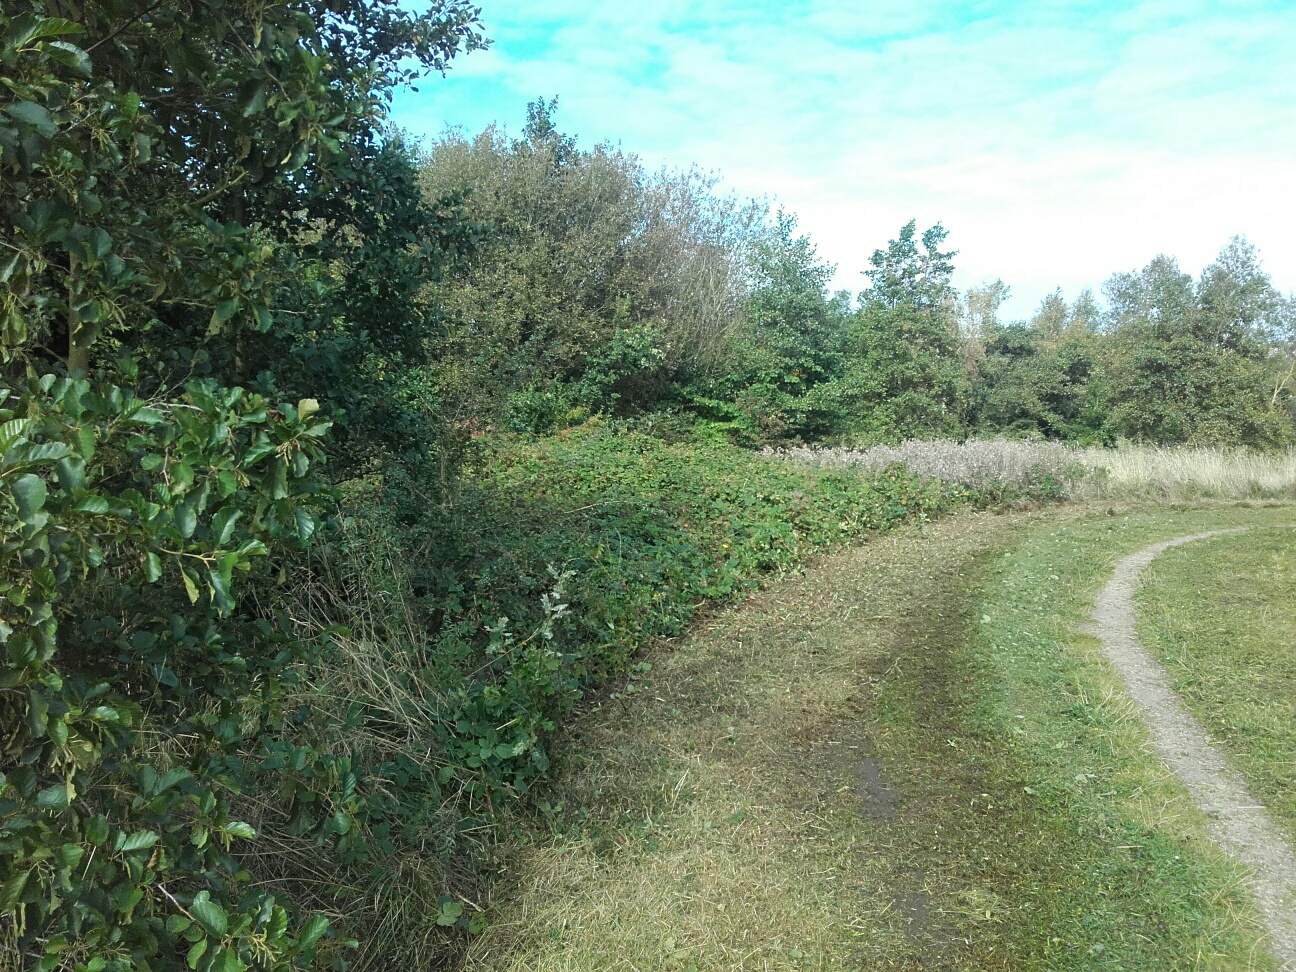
left=463, top=505, right=1295, bottom=972
left=1090, top=530, right=1296, bottom=971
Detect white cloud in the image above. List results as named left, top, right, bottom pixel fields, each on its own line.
left=395, top=0, right=1296, bottom=318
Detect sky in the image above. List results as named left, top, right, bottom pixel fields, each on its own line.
left=390, top=1, right=1296, bottom=320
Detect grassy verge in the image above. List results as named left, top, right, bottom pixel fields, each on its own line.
left=461, top=502, right=1294, bottom=971
left=281, top=428, right=996, bottom=968
left=958, top=504, right=1294, bottom=970
left=1137, top=525, right=1296, bottom=836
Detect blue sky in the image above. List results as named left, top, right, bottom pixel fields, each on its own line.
left=390, top=1, right=1296, bottom=319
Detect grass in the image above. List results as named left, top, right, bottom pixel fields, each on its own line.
left=1076, top=446, right=1296, bottom=500
left=765, top=439, right=1078, bottom=491
left=768, top=440, right=1296, bottom=501
left=1137, top=524, right=1296, bottom=836
left=460, top=503, right=1295, bottom=971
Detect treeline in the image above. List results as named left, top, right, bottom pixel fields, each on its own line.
left=418, top=101, right=1296, bottom=449
left=2, top=3, right=1293, bottom=971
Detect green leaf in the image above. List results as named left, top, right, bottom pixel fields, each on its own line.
left=297, top=398, right=320, bottom=421
left=119, top=830, right=159, bottom=852
left=46, top=40, right=91, bottom=76
left=35, top=784, right=69, bottom=809
left=207, top=565, right=233, bottom=614
left=0, top=870, right=30, bottom=912
left=175, top=504, right=197, bottom=538
left=145, top=551, right=163, bottom=582
left=3, top=101, right=55, bottom=137
left=25, top=16, right=85, bottom=41
left=297, top=913, right=329, bottom=949
left=85, top=815, right=110, bottom=846
left=221, top=821, right=256, bottom=840
left=74, top=425, right=95, bottom=460
left=75, top=495, right=110, bottom=514
left=212, top=298, right=239, bottom=324
left=25, top=685, right=48, bottom=736
left=242, top=439, right=276, bottom=466
left=269, top=459, right=288, bottom=499
left=11, top=474, right=47, bottom=521
left=181, top=568, right=200, bottom=604
left=0, top=252, right=23, bottom=285
left=190, top=891, right=228, bottom=937
left=186, top=939, right=207, bottom=969
left=211, top=508, right=241, bottom=545
left=294, top=508, right=316, bottom=544
left=436, top=899, right=464, bottom=926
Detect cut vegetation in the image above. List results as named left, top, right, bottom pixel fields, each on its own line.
left=465, top=504, right=1295, bottom=971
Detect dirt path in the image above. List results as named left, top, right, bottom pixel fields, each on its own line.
left=1090, top=529, right=1296, bottom=971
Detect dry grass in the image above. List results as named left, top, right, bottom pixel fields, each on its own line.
left=764, top=440, right=1077, bottom=491
left=768, top=440, right=1296, bottom=501
left=464, top=515, right=1026, bottom=971
left=233, top=522, right=483, bottom=971
left=1075, top=445, right=1296, bottom=500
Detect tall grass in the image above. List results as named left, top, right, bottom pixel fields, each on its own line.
left=765, top=439, right=1078, bottom=492
left=768, top=440, right=1296, bottom=501
left=1076, top=445, right=1296, bottom=500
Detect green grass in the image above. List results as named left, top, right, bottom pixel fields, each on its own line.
left=1138, top=525, right=1296, bottom=836
left=956, top=504, right=1296, bottom=970
left=460, top=502, right=1295, bottom=971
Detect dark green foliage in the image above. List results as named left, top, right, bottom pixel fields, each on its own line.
left=353, top=425, right=986, bottom=804
left=420, top=103, right=772, bottom=435
left=0, top=368, right=337, bottom=968
left=703, top=215, right=847, bottom=441
left=829, top=302, right=967, bottom=442
left=422, top=103, right=693, bottom=427
left=968, top=291, right=1110, bottom=443
left=813, top=221, right=968, bottom=443
left=1, top=0, right=483, bottom=377
left=862, top=219, right=957, bottom=312
left=1, top=2, right=485, bottom=968
left=1102, top=242, right=1291, bottom=447
left=971, top=324, right=1108, bottom=442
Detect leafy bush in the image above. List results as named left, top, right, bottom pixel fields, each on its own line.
left=342, top=427, right=983, bottom=807
left=0, top=368, right=339, bottom=969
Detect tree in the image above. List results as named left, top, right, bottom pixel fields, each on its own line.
left=2, top=0, right=484, bottom=378
left=970, top=323, right=1108, bottom=442
left=825, top=221, right=965, bottom=441
left=709, top=213, right=845, bottom=440
left=0, top=3, right=484, bottom=967
left=861, top=219, right=957, bottom=312
left=1103, top=240, right=1290, bottom=446
left=420, top=104, right=764, bottom=431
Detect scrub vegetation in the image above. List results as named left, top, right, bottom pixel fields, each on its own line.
left=2, top=3, right=1295, bottom=971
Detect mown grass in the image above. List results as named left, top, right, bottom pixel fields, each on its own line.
left=958, top=504, right=1296, bottom=970
left=1138, top=525, right=1296, bottom=837
left=459, top=502, right=1295, bottom=971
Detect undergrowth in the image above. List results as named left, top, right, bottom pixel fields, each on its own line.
left=284, top=425, right=1013, bottom=967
